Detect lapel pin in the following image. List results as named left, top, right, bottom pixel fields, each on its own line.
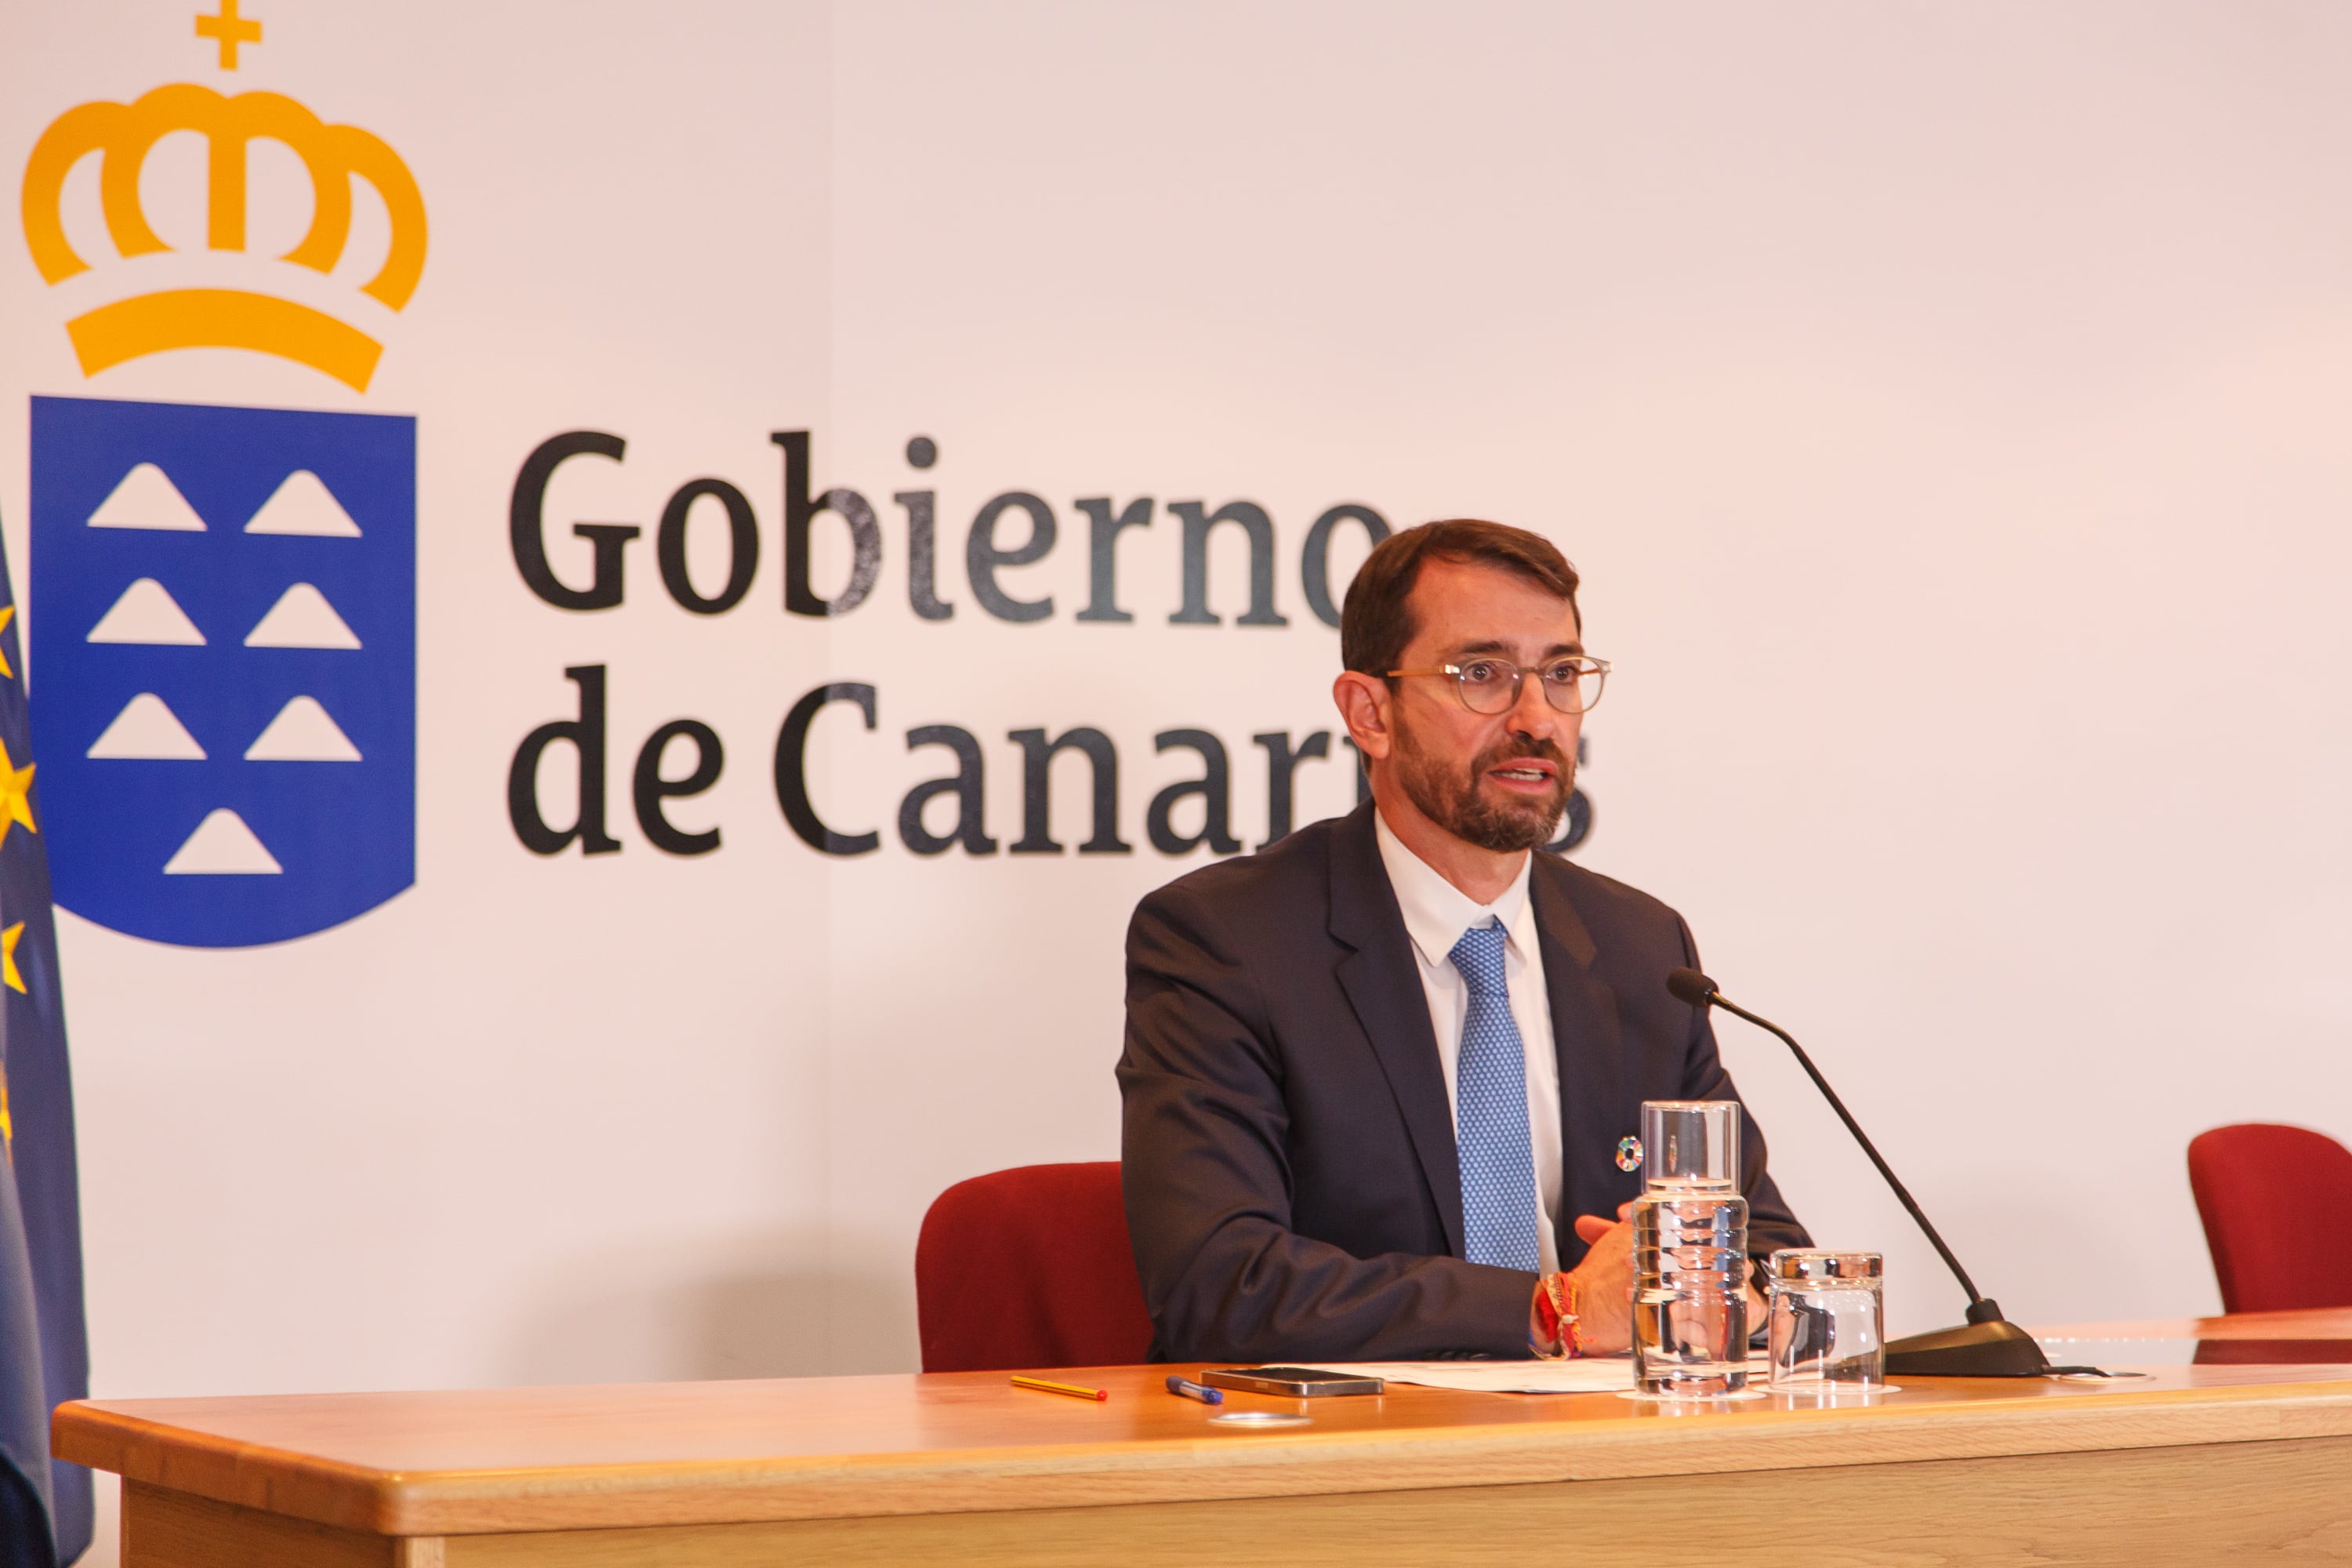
left=1615, top=1134, right=1642, bottom=1172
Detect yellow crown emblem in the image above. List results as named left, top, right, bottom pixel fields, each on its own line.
left=20, top=82, right=426, bottom=393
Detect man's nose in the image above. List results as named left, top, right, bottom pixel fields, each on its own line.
left=1506, top=670, right=1561, bottom=738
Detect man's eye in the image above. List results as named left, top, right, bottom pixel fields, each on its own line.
left=1458, top=661, right=1504, bottom=684
left=1542, top=662, right=1581, bottom=684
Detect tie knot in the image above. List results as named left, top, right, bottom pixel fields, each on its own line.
left=1448, top=919, right=1508, bottom=996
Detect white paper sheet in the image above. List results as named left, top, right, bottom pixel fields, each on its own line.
left=1314, top=1358, right=1638, bottom=1394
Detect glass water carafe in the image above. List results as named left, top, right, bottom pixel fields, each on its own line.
left=1631, top=1099, right=1749, bottom=1397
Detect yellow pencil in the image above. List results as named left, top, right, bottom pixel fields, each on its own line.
left=1011, top=1375, right=1108, bottom=1402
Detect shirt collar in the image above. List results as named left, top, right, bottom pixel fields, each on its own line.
left=1373, top=807, right=1535, bottom=969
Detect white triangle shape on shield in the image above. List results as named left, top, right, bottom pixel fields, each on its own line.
left=86, top=693, right=207, bottom=760
left=163, top=808, right=283, bottom=875
left=87, top=579, right=206, bottom=644
left=243, top=470, right=363, bottom=537
left=87, top=463, right=208, bottom=532
left=244, top=695, right=363, bottom=761
left=244, top=583, right=361, bottom=649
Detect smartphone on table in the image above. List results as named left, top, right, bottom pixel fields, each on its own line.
left=1200, top=1367, right=1385, bottom=1397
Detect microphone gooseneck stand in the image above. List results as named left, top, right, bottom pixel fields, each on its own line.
left=1666, top=967, right=2051, bottom=1377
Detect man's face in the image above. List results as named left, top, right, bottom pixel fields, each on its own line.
left=1385, top=557, right=1583, bottom=854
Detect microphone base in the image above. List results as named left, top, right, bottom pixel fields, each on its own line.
left=1885, top=1318, right=2053, bottom=1378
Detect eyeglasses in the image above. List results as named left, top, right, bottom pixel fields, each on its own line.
left=1386, top=655, right=1610, bottom=716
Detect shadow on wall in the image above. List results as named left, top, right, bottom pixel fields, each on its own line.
left=503, top=1234, right=913, bottom=1385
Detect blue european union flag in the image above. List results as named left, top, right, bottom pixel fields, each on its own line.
left=29, top=396, right=416, bottom=947
left=0, top=527, right=90, bottom=1566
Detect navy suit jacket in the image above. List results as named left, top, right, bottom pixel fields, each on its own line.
left=1117, top=801, right=1810, bottom=1363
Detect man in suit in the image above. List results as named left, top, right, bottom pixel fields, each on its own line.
left=1119, top=518, right=1809, bottom=1363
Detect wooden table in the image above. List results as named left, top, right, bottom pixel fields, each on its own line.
left=56, top=1309, right=2352, bottom=1566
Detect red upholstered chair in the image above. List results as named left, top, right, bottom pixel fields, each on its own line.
left=2187, top=1123, right=2352, bottom=1314
left=915, top=1161, right=1156, bottom=1372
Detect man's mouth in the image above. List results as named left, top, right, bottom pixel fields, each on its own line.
left=1484, top=763, right=1557, bottom=788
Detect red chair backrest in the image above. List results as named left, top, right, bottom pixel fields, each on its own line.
left=2187, top=1123, right=2352, bottom=1314
left=914, top=1161, right=1154, bottom=1372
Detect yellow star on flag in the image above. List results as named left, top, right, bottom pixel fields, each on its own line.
left=0, top=737, right=34, bottom=848
left=0, top=924, right=23, bottom=996
left=0, top=606, right=16, bottom=680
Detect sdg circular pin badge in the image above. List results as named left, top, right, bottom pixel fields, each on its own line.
left=1614, top=1135, right=1643, bottom=1173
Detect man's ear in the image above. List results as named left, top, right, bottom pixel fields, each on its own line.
left=1332, top=670, right=1394, bottom=762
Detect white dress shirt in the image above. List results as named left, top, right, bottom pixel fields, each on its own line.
left=1374, top=809, right=1564, bottom=1275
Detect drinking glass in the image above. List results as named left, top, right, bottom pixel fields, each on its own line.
left=1767, top=1250, right=1885, bottom=1389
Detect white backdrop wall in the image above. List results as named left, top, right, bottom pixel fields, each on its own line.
left=5, top=5, right=2352, bottom=1548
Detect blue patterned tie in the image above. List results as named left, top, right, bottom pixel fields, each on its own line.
left=1450, top=919, right=1543, bottom=1272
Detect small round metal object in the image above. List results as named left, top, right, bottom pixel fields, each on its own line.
left=1208, top=1410, right=1312, bottom=1428
left=1614, top=1134, right=1642, bottom=1173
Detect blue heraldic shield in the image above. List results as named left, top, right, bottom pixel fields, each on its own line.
left=30, top=396, right=417, bottom=948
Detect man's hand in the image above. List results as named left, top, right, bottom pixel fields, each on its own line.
left=1552, top=1205, right=1769, bottom=1355
left=1564, top=1203, right=1636, bottom=1353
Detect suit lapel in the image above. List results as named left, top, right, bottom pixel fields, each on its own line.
left=1530, top=857, right=1626, bottom=1261
left=1327, top=804, right=1465, bottom=1257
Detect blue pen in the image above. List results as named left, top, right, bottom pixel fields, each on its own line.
left=1165, top=1374, right=1225, bottom=1405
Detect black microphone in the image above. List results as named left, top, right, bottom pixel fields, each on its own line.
left=1667, top=966, right=2050, bottom=1378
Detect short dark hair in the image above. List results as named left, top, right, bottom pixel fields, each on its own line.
left=1339, top=519, right=1581, bottom=677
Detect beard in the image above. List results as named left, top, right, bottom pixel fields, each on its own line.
left=1392, top=717, right=1574, bottom=853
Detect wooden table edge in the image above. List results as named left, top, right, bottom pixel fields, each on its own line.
left=2037, top=1307, right=2352, bottom=1340
left=56, top=1376, right=2352, bottom=1537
